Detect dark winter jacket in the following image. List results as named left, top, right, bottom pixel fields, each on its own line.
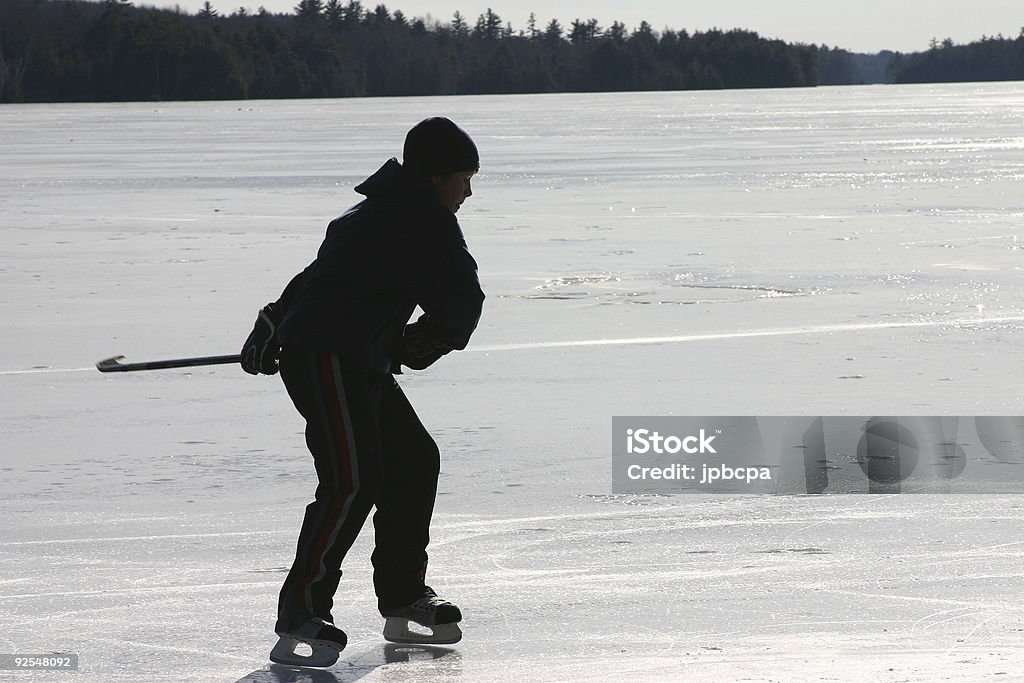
left=273, top=158, right=485, bottom=374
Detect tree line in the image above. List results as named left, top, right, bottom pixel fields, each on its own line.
left=1, top=0, right=1021, bottom=103
left=891, top=31, right=1024, bottom=84
left=1, top=0, right=822, bottom=102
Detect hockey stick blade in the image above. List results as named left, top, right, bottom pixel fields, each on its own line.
left=96, top=354, right=241, bottom=373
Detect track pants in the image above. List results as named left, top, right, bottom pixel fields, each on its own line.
left=275, top=346, right=440, bottom=631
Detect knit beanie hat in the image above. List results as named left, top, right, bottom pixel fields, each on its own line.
left=403, top=117, right=479, bottom=177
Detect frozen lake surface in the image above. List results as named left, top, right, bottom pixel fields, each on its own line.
left=2, top=82, right=1024, bottom=681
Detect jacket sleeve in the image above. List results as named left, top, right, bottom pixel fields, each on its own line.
left=273, top=260, right=316, bottom=316
left=408, top=212, right=485, bottom=351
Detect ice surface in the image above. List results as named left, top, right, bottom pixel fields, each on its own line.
left=2, top=83, right=1024, bottom=681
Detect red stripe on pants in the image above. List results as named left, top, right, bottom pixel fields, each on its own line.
left=303, top=352, right=356, bottom=592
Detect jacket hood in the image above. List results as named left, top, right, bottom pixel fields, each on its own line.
left=354, top=158, right=435, bottom=198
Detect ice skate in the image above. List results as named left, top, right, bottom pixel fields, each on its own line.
left=381, top=587, right=463, bottom=645
left=270, top=617, right=347, bottom=668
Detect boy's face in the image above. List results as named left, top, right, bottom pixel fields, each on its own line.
left=432, top=171, right=475, bottom=213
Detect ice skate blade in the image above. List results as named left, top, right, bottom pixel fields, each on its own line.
left=269, top=636, right=340, bottom=668
left=383, top=617, right=462, bottom=645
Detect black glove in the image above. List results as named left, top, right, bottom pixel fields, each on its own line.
left=241, top=303, right=282, bottom=375
left=395, top=314, right=453, bottom=371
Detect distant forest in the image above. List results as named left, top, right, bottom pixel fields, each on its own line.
left=2, top=0, right=1023, bottom=103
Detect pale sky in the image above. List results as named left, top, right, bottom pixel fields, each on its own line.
left=154, top=0, right=1022, bottom=53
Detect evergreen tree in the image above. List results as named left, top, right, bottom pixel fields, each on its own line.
left=450, top=11, right=468, bottom=38
left=369, top=4, right=389, bottom=25
left=544, top=18, right=563, bottom=43
left=567, top=19, right=587, bottom=45
left=474, top=8, right=501, bottom=41
left=341, top=0, right=363, bottom=26
left=294, top=0, right=322, bottom=21
left=324, top=0, right=343, bottom=28
left=607, top=21, right=626, bottom=43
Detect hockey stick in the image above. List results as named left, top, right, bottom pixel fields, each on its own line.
left=96, top=354, right=240, bottom=373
